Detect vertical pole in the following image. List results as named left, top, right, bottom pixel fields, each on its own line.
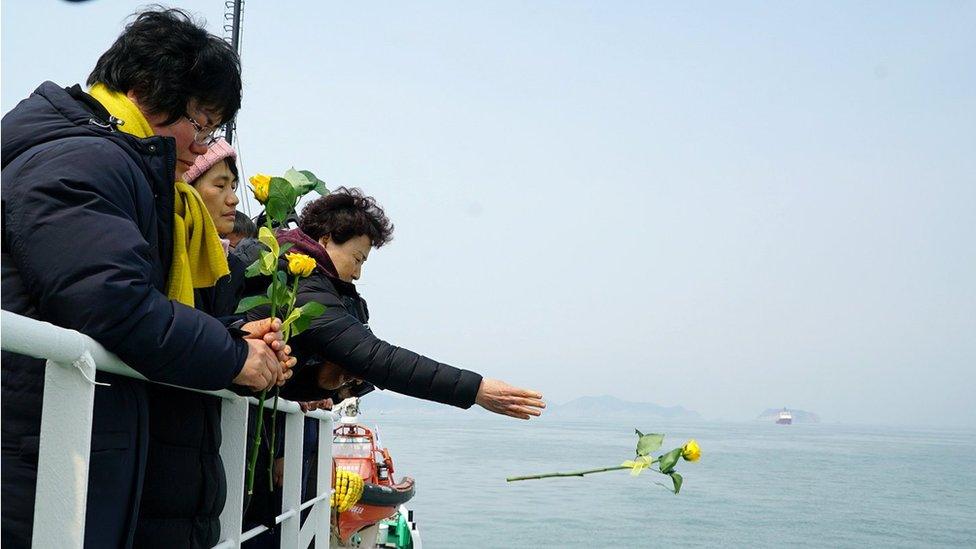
left=279, top=411, right=305, bottom=548
left=316, top=415, right=334, bottom=545
left=31, top=352, right=97, bottom=549
left=224, top=0, right=244, bottom=146
left=217, top=398, right=250, bottom=548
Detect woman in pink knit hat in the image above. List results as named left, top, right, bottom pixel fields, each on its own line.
left=182, top=137, right=241, bottom=236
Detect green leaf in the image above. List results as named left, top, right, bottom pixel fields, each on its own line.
left=272, top=271, right=290, bottom=307
left=670, top=472, right=683, bottom=494
left=283, top=167, right=313, bottom=191
left=279, top=307, right=303, bottom=330
left=299, top=170, right=329, bottom=196
left=244, top=258, right=263, bottom=278
left=260, top=250, right=277, bottom=276
left=636, top=432, right=664, bottom=457
left=266, top=177, right=298, bottom=223
left=277, top=242, right=294, bottom=257
left=235, top=295, right=271, bottom=314
left=258, top=226, right=279, bottom=257
left=657, top=447, right=683, bottom=474
left=289, top=301, right=326, bottom=337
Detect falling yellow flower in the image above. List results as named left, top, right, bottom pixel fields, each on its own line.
left=249, top=173, right=271, bottom=203
left=285, top=252, right=316, bottom=277
left=681, top=439, right=701, bottom=462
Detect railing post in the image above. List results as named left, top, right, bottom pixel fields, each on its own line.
left=316, top=415, right=334, bottom=544
left=217, top=397, right=249, bottom=548
left=31, top=352, right=97, bottom=549
left=279, top=411, right=305, bottom=548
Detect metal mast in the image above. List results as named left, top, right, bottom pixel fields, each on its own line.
left=223, top=0, right=244, bottom=146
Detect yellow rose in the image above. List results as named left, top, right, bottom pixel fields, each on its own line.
left=681, top=439, right=701, bottom=462
left=249, top=173, right=271, bottom=203
left=285, top=252, right=316, bottom=277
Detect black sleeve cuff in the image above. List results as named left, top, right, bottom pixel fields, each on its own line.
left=453, top=370, right=483, bottom=409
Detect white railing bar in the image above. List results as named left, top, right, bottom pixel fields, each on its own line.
left=216, top=398, right=248, bottom=549
left=231, top=490, right=332, bottom=545
left=299, top=492, right=331, bottom=512
left=1, top=311, right=337, bottom=419
left=280, top=410, right=304, bottom=548
left=1, top=310, right=339, bottom=549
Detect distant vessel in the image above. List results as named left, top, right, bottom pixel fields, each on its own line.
left=776, top=409, right=793, bottom=425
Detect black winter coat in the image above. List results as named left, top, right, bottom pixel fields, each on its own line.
left=134, top=254, right=248, bottom=548
left=1, top=82, right=247, bottom=548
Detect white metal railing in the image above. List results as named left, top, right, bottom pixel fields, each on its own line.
left=0, top=310, right=336, bottom=549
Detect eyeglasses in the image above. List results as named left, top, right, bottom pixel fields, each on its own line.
left=184, top=113, right=221, bottom=146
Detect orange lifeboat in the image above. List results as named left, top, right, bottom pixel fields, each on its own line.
left=333, top=422, right=416, bottom=544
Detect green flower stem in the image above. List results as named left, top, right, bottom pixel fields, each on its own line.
left=268, top=388, right=280, bottom=490
left=246, top=388, right=268, bottom=495
left=506, top=465, right=630, bottom=482
left=506, top=455, right=661, bottom=482
left=267, top=276, right=300, bottom=488
left=246, top=221, right=280, bottom=496
left=289, top=277, right=299, bottom=317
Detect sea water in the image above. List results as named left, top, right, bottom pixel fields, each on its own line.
left=365, top=411, right=976, bottom=548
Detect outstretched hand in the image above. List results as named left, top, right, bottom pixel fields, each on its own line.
left=475, top=378, right=545, bottom=420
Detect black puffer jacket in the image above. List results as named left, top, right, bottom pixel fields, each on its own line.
left=134, top=254, right=248, bottom=548
left=1, top=82, right=247, bottom=548
left=261, top=229, right=483, bottom=408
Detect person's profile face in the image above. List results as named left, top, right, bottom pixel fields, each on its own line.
left=132, top=93, right=221, bottom=180
left=319, top=234, right=372, bottom=282
left=192, top=161, right=239, bottom=235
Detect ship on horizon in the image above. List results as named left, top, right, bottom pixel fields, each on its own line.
left=776, top=409, right=793, bottom=425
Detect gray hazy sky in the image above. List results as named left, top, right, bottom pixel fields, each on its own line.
left=3, top=1, right=974, bottom=426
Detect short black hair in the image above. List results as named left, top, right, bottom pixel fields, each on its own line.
left=232, top=211, right=257, bottom=238
left=87, top=7, right=242, bottom=125
left=299, top=188, right=394, bottom=248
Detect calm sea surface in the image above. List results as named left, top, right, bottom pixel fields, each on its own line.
left=361, top=410, right=976, bottom=548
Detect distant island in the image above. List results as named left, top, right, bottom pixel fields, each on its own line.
left=757, top=408, right=820, bottom=423
left=358, top=391, right=701, bottom=420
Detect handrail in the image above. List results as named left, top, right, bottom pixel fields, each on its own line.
left=0, top=311, right=336, bottom=420
left=1, top=310, right=336, bottom=549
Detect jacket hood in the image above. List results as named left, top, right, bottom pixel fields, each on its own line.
left=276, top=228, right=341, bottom=280
left=2, top=82, right=171, bottom=181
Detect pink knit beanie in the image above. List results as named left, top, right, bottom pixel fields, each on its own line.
left=183, top=138, right=237, bottom=184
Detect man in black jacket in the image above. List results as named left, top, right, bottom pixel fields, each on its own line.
left=1, top=9, right=288, bottom=548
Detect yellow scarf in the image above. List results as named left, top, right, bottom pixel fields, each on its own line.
left=89, top=83, right=229, bottom=306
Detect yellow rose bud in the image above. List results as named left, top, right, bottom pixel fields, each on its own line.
left=682, top=439, right=701, bottom=462
left=249, top=173, right=271, bottom=203
left=285, top=252, right=316, bottom=277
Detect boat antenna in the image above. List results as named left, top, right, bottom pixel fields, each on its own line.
left=222, top=0, right=253, bottom=216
